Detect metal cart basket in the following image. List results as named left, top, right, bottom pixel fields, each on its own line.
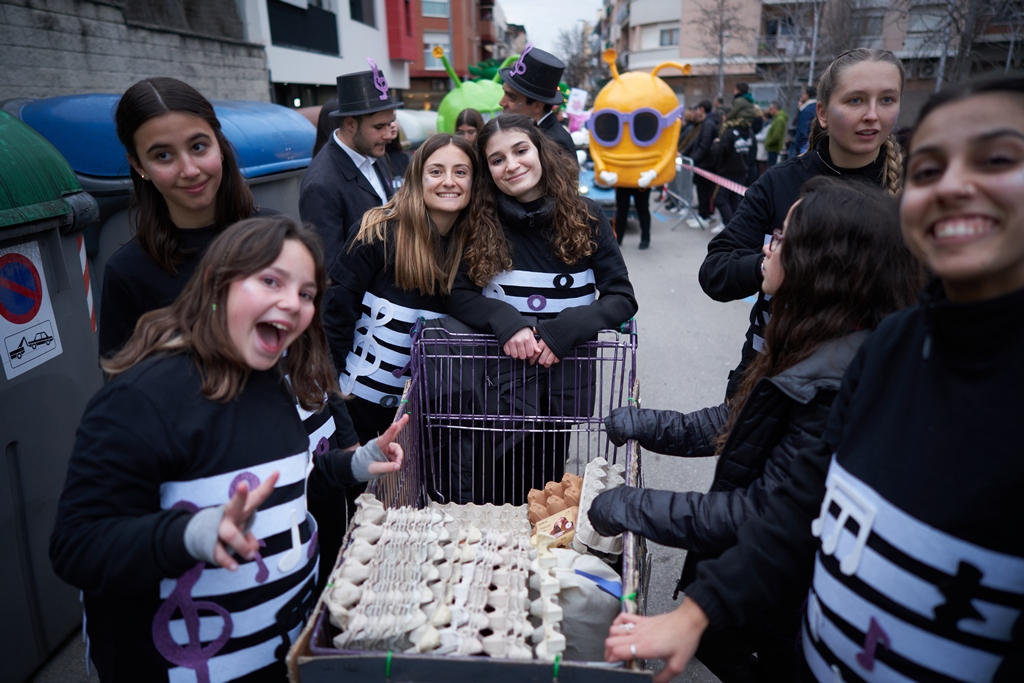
left=289, top=323, right=650, bottom=682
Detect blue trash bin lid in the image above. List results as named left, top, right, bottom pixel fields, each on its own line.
left=18, top=95, right=315, bottom=179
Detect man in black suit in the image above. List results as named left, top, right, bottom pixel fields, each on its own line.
left=498, top=45, right=576, bottom=158
left=299, top=60, right=402, bottom=268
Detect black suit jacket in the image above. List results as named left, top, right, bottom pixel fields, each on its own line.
left=299, top=140, right=393, bottom=268
left=539, top=114, right=577, bottom=158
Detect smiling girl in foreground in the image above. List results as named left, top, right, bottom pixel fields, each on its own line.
left=52, top=217, right=405, bottom=682
left=605, top=75, right=1024, bottom=683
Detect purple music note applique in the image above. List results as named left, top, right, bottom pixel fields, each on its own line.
left=228, top=473, right=270, bottom=583
left=152, top=501, right=232, bottom=683
left=511, top=43, right=533, bottom=77
left=855, top=617, right=891, bottom=672
left=366, top=57, right=389, bottom=100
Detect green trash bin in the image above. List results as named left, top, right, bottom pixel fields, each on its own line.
left=0, top=109, right=102, bottom=683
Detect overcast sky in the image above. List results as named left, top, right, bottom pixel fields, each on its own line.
left=502, top=0, right=604, bottom=57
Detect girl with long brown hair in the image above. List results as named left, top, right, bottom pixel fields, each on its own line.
left=323, top=133, right=477, bottom=443
left=100, top=77, right=271, bottom=358
left=443, top=113, right=637, bottom=504
left=590, top=178, right=923, bottom=681
left=52, top=216, right=405, bottom=683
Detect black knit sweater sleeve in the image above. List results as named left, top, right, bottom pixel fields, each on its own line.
left=322, top=232, right=388, bottom=378
left=536, top=203, right=638, bottom=358
left=697, top=173, right=774, bottom=302
left=50, top=380, right=197, bottom=595
left=683, top=360, right=857, bottom=633
left=446, top=265, right=535, bottom=346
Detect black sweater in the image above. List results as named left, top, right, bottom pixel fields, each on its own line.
left=697, top=141, right=886, bottom=395
left=322, top=224, right=447, bottom=430
left=446, top=194, right=637, bottom=359
left=51, top=353, right=365, bottom=682
left=98, top=208, right=275, bottom=358
left=685, top=281, right=1024, bottom=681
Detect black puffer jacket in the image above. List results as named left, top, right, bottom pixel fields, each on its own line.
left=591, top=331, right=867, bottom=595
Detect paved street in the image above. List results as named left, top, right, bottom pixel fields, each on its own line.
left=29, top=199, right=748, bottom=683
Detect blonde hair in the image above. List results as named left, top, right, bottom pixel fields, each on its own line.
left=352, top=134, right=477, bottom=295
left=806, top=48, right=905, bottom=196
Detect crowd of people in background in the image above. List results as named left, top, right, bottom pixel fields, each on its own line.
left=44, top=37, right=1024, bottom=682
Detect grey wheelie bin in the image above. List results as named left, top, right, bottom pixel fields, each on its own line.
left=0, top=110, right=102, bottom=683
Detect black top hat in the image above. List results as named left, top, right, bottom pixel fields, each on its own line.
left=330, top=59, right=404, bottom=118
left=499, top=45, right=565, bottom=106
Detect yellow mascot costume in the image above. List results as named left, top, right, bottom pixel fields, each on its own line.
left=588, top=50, right=690, bottom=189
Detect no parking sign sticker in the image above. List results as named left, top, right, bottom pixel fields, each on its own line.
left=0, top=241, right=63, bottom=380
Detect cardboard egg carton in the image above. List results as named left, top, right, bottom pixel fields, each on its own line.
left=573, top=458, right=626, bottom=556
left=526, top=473, right=583, bottom=525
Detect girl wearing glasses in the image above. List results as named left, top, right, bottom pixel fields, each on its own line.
left=604, top=74, right=1024, bottom=683
left=589, top=177, right=922, bottom=681
left=699, top=49, right=906, bottom=400
left=446, top=113, right=637, bottom=503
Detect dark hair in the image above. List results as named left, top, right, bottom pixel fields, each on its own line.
left=464, top=113, right=593, bottom=286
left=697, top=100, right=714, bottom=114
left=910, top=75, right=1024, bottom=134
left=805, top=85, right=817, bottom=98
left=720, top=176, right=923, bottom=450
left=735, top=82, right=749, bottom=95
left=103, top=216, right=337, bottom=410
left=456, top=108, right=485, bottom=131
left=314, top=98, right=339, bottom=156
left=354, top=133, right=478, bottom=294
left=115, top=77, right=254, bottom=274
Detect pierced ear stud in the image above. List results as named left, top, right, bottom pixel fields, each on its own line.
left=139, top=173, right=146, bottom=180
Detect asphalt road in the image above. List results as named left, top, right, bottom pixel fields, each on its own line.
left=29, top=199, right=749, bottom=683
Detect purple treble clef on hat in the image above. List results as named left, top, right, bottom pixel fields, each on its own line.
left=366, top=58, right=389, bottom=100
left=510, top=43, right=533, bottom=77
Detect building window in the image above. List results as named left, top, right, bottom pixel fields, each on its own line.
left=350, top=0, right=375, bottom=27
left=423, top=0, right=449, bottom=17
left=268, top=0, right=340, bottom=55
left=424, top=32, right=450, bottom=70
left=431, top=79, right=449, bottom=90
left=660, top=28, right=679, bottom=47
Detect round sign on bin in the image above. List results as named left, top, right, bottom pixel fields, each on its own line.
left=0, top=253, right=43, bottom=325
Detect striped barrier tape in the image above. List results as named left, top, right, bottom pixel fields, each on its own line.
left=680, top=161, right=749, bottom=197
left=76, top=235, right=96, bottom=333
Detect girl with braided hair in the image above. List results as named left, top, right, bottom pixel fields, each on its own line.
left=698, top=48, right=905, bottom=399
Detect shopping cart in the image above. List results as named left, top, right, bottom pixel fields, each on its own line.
left=654, top=155, right=701, bottom=231
left=290, top=322, right=651, bottom=681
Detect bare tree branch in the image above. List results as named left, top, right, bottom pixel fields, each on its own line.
left=688, top=0, right=755, bottom=99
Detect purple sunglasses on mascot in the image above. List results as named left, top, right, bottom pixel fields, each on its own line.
left=588, top=106, right=684, bottom=147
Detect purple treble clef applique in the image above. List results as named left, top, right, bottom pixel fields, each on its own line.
left=366, top=58, right=389, bottom=100
left=152, top=501, right=233, bottom=682
left=511, top=43, right=533, bottom=77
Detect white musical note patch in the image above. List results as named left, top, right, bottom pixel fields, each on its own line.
left=812, top=461, right=876, bottom=576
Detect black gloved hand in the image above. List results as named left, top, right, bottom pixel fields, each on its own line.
left=604, top=406, right=641, bottom=447
left=587, top=486, right=644, bottom=537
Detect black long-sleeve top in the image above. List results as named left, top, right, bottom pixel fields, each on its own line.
left=685, top=281, right=1024, bottom=681
left=446, top=194, right=637, bottom=359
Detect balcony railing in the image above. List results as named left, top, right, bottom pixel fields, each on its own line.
left=757, top=34, right=811, bottom=57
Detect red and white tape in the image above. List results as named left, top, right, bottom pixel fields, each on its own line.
left=680, top=162, right=748, bottom=197
left=76, top=235, right=96, bottom=333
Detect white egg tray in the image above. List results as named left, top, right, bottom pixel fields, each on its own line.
left=573, top=457, right=626, bottom=556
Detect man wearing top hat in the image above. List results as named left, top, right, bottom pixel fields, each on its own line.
left=300, top=59, right=402, bottom=268
left=499, top=45, right=576, bottom=157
